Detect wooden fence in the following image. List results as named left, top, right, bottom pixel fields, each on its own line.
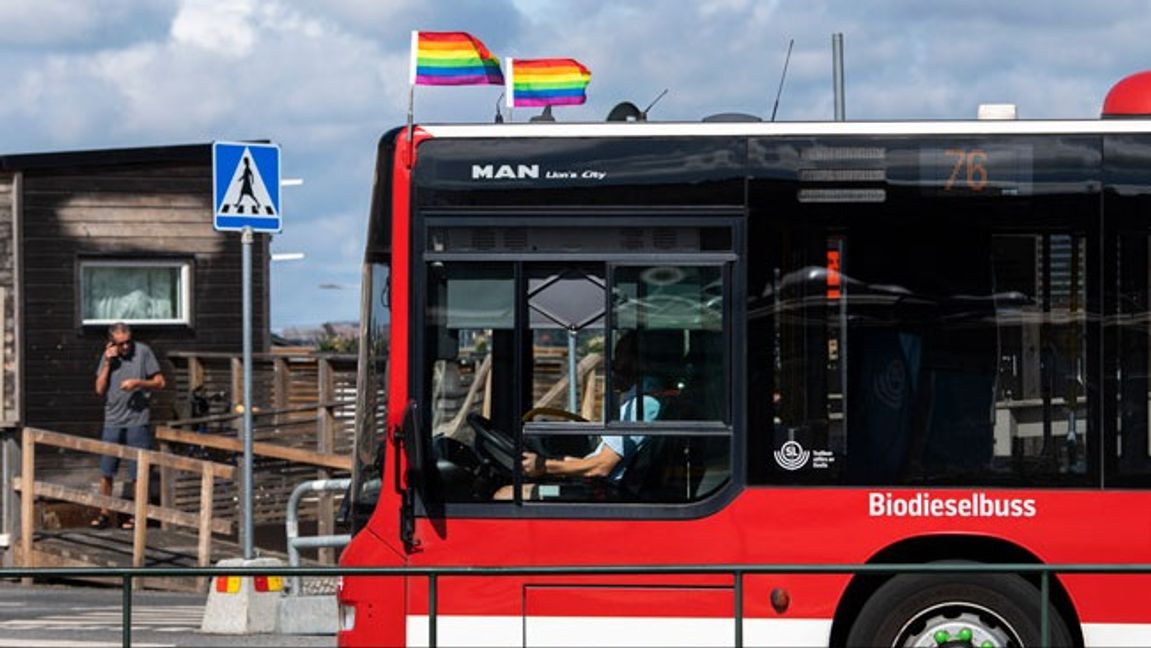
left=0, top=351, right=357, bottom=573
left=165, top=351, right=355, bottom=563
left=15, top=427, right=234, bottom=577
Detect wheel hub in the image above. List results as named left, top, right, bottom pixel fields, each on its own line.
left=897, top=603, right=1021, bottom=648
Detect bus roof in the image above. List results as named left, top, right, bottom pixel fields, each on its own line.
left=421, top=119, right=1151, bottom=139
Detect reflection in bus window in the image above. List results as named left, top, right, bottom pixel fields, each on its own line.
left=612, top=266, right=726, bottom=422
left=991, top=234, right=1087, bottom=476
left=753, top=222, right=1091, bottom=487
left=1116, top=233, right=1151, bottom=482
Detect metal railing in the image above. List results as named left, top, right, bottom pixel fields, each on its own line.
left=3, top=563, right=1151, bottom=648
left=285, top=477, right=352, bottom=595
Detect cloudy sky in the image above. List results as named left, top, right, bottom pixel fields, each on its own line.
left=2, top=0, right=1148, bottom=329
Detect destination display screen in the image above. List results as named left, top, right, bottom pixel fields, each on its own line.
left=918, top=144, right=1033, bottom=196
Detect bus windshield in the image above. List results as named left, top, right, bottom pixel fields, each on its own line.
left=420, top=220, right=735, bottom=505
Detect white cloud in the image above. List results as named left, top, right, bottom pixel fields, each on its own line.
left=170, top=0, right=258, bottom=57
left=0, top=0, right=408, bottom=144
left=317, top=0, right=422, bottom=25
left=699, top=0, right=753, bottom=15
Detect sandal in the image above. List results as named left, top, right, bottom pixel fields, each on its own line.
left=90, top=514, right=111, bottom=529
left=120, top=517, right=135, bottom=530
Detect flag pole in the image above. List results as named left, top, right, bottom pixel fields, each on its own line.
left=407, top=30, right=418, bottom=166
left=407, top=84, right=415, bottom=166
left=506, top=57, right=514, bottom=124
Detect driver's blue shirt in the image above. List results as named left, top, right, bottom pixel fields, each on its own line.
left=595, top=384, right=659, bottom=483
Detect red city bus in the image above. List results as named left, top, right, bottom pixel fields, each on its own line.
left=338, top=82, right=1151, bottom=647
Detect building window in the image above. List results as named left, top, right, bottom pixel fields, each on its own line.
left=79, top=259, right=192, bottom=326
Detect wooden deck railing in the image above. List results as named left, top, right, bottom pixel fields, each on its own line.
left=155, top=424, right=351, bottom=471
left=167, top=351, right=356, bottom=564
left=158, top=401, right=352, bottom=564
left=15, top=428, right=234, bottom=573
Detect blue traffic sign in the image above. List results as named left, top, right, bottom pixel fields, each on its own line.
left=213, top=141, right=282, bottom=233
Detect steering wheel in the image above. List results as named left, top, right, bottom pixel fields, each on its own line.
left=466, top=413, right=550, bottom=478
left=466, top=413, right=518, bottom=476
left=521, top=407, right=589, bottom=423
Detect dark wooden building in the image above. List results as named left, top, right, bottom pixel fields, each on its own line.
left=0, top=143, right=271, bottom=437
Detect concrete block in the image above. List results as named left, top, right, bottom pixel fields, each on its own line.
left=277, top=594, right=338, bottom=635
left=200, top=557, right=283, bottom=634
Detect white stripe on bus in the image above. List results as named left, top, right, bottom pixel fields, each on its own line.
left=405, top=615, right=832, bottom=647
left=404, top=616, right=1151, bottom=647
left=422, top=119, right=1151, bottom=139
left=1082, top=623, right=1151, bottom=647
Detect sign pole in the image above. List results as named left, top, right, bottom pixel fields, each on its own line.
left=241, top=225, right=254, bottom=560
left=212, top=140, right=281, bottom=562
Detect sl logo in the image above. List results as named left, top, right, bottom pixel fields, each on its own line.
left=774, top=440, right=810, bottom=471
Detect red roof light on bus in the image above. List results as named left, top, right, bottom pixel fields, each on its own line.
left=1103, top=71, right=1151, bottom=117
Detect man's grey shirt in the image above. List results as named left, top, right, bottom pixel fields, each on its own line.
left=97, top=342, right=161, bottom=427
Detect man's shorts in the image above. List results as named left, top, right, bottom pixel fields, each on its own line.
left=99, top=425, right=153, bottom=479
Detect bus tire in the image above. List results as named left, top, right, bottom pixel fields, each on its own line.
left=845, top=571, right=1072, bottom=647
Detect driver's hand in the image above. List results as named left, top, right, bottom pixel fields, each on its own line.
left=522, top=451, right=545, bottom=478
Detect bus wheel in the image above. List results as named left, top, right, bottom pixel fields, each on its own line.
left=845, top=572, right=1071, bottom=647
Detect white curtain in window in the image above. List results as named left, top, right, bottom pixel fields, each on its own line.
left=84, top=266, right=179, bottom=320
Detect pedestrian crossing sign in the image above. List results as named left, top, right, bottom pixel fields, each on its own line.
left=212, top=141, right=282, bottom=233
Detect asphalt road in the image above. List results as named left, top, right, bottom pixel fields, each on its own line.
left=0, top=582, right=334, bottom=647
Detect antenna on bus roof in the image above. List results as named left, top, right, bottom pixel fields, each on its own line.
left=770, top=38, right=794, bottom=122
left=606, top=90, right=669, bottom=122
left=495, top=93, right=505, bottom=123
left=643, top=89, right=669, bottom=117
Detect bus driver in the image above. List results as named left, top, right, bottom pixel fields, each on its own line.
left=493, top=332, right=659, bottom=500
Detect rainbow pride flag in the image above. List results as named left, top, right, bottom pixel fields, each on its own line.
left=507, top=58, right=591, bottom=107
left=410, top=31, right=504, bottom=86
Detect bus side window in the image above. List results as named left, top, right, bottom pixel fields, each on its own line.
left=1117, top=232, right=1151, bottom=481
left=426, top=263, right=516, bottom=502
left=611, top=266, right=726, bottom=424
left=755, top=225, right=1092, bottom=487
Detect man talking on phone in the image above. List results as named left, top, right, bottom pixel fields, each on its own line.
left=92, top=322, right=166, bottom=529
